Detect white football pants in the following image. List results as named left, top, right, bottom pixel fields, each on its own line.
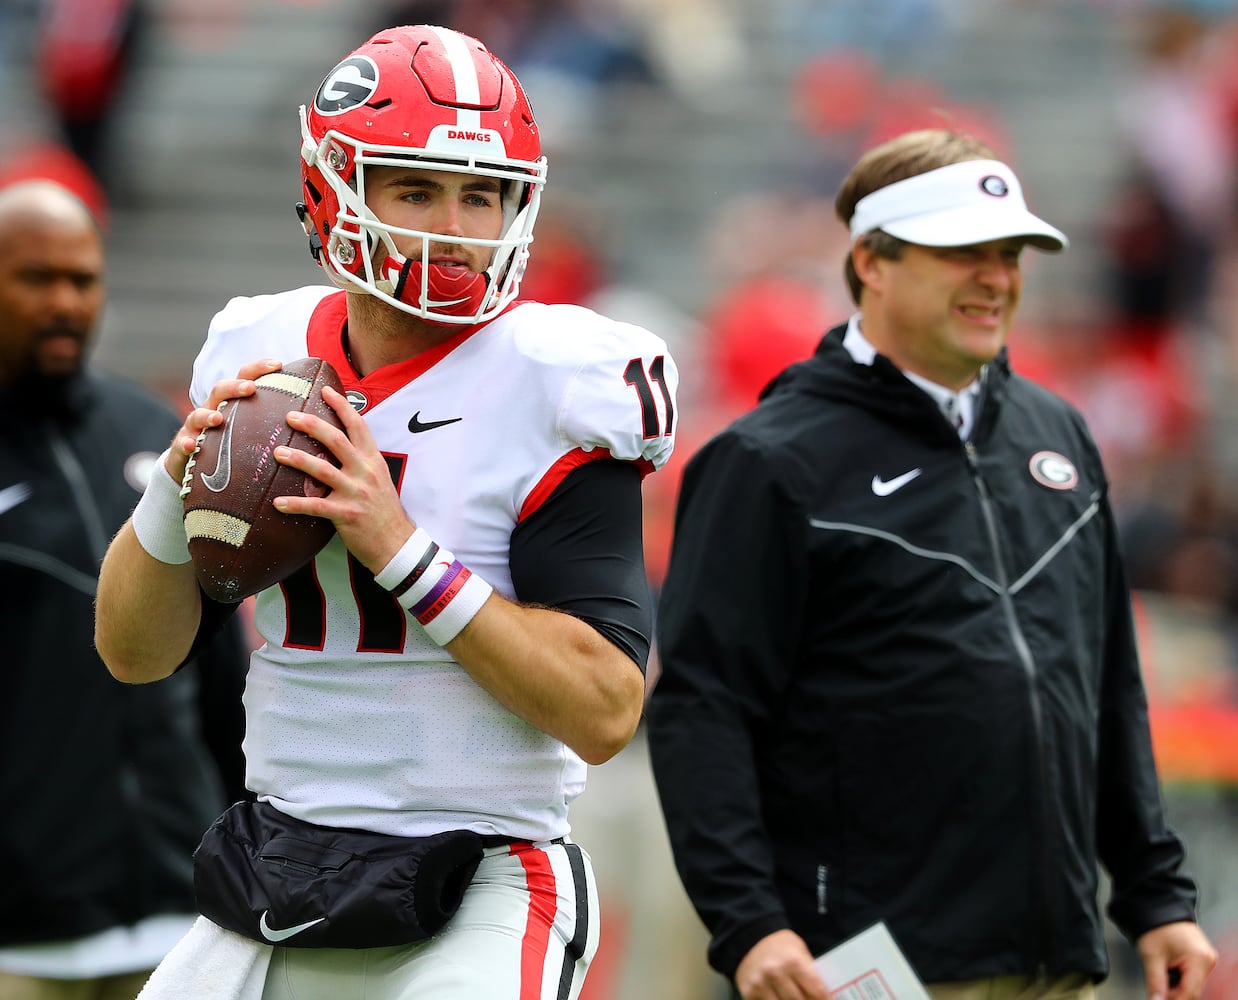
left=260, top=839, right=600, bottom=1000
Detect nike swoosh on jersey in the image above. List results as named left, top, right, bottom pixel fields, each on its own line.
left=407, top=412, right=463, bottom=433
left=258, top=911, right=326, bottom=942
left=0, top=482, right=32, bottom=515
left=871, top=468, right=923, bottom=496
left=201, top=402, right=236, bottom=492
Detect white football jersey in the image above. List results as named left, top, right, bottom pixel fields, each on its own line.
left=189, top=287, right=678, bottom=840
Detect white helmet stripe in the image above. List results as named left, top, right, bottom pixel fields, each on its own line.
left=428, top=24, right=482, bottom=131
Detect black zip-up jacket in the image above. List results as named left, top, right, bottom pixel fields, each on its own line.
left=0, top=370, right=245, bottom=946
left=647, top=326, right=1198, bottom=984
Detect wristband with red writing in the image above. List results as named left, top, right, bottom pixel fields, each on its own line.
left=374, top=529, right=493, bottom=645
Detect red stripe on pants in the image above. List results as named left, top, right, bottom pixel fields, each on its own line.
left=516, top=846, right=559, bottom=1000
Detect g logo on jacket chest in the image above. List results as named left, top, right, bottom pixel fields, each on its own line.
left=1029, top=450, right=1078, bottom=490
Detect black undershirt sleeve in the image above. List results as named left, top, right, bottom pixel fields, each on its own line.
left=180, top=591, right=241, bottom=666
left=509, top=458, right=653, bottom=671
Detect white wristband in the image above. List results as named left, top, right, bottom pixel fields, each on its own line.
left=373, top=528, right=439, bottom=602
left=418, top=570, right=492, bottom=646
left=375, top=528, right=493, bottom=645
left=131, top=450, right=192, bottom=564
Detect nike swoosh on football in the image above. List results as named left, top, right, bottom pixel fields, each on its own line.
left=201, top=403, right=236, bottom=492
left=258, top=910, right=326, bottom=942
left=871, top=468, right=923, bottom=496
left=408, top=412, right=463, bottom=433
left=0, top=482, right=32, bottom=515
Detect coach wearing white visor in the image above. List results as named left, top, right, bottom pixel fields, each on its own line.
left=841, top=147, right=1068, bottom=433
left=647, top=128, right=1217, bottom=1000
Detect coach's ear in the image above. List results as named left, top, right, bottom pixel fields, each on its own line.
left=850, top=239, right=888, bottom=298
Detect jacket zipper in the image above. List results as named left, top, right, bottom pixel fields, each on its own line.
left=46, top=420, right=147, bottom=923
left=964, top=440, right=1055, bottom=968
left=45, top=422, right=109, bottom=562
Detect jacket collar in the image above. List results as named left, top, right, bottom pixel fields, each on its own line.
left=758, top=321, right=1011, bottom=441
left=0, top=368, right=96, bottom=423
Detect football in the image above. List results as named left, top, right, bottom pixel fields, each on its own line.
left=181, top=357, right=345, bottom=603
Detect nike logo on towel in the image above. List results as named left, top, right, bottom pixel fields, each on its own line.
left=258, top=911, right=326, bottom=942
left=201, top=403, right=236, bottom=492
left=408, top=412, right=463, bottom=433
left=0, top=482, right=32, bottom=515
left=871, top=468, right=922, bottom=496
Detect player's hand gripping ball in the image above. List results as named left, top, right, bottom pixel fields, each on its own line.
left=180, top=357, right=345, bottom=602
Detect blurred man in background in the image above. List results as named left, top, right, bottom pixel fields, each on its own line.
left=0, top=179, right=247, bottom=1000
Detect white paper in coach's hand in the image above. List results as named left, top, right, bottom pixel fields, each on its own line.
left=813, top=922, right=931, bottom=999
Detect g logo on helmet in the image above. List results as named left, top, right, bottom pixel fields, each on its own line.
left=1029, top=450, right=1078, bottom=490
left=315, top=56, right=380, bottom=115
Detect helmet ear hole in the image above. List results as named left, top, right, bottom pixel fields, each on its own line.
left=295, top=202, right=324, bottom=262
left=302, top=177, right=323, bottom=209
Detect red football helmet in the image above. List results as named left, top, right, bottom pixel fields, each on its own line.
left=297, top=24, right=547, bottom=324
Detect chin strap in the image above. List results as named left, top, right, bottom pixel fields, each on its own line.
left=382, top=256, right=492, bottom=319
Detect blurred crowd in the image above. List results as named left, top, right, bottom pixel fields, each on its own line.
left=2, top=0, right=1237, bottom=997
